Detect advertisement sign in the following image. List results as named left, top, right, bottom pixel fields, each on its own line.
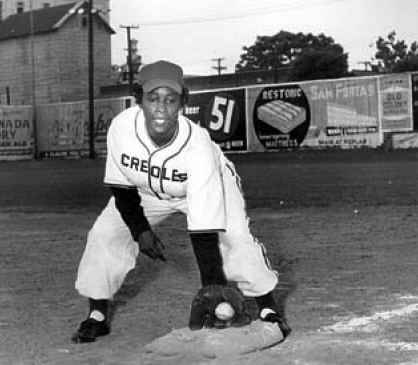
left=185, top=88, right=247, bottom=152
left=391, top=132, right=418, bottom=149
left=248, top=78, right=380, bottom=150
left=93, top=98, right=134, bottom=156
left=247, top=84, right=310, bottom=150
left=37, top=97, right=133, bottom=158
left=380, top=74, right=413, bottom=132
left=301, top=77, right=380, bottom=148
left=37, top=101, right=88, bottom=157
left=0, top=105, right=34, bottom=160
left=412, top=73, right=418, bottom=131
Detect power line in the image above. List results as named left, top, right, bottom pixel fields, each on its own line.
left=136, top=0, right=347, bottom=27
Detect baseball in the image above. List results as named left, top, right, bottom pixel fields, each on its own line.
left=215, top=302, right=235, bottom=321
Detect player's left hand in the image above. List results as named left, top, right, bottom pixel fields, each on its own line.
left=188, top=284, right=251, bottom=330
left=137, top=230, right=166, bottom=261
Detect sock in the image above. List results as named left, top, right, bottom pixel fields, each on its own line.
left=89, top=310, right=105, bottom=321
left=88, top=298, right=109, bottom=321
left=255, top=292, right=277, bottom=316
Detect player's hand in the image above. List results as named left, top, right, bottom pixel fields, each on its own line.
left=188, top=284, right=251, bottom=330
left=137, top=230, right=166, bottom=261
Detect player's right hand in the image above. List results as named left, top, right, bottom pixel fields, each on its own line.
left=137, top=230, right=166, bottom=261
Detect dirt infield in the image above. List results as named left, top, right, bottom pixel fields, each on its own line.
left=1, top=149, right=418, bottom=364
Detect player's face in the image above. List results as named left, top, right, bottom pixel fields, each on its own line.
left=142, top=87, right=182, bottom=144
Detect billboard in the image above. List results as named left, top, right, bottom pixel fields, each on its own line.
left=379, top=73, right=413, bottom=132
left=185, top=88, right=247, bottom=152
left=247, top=84, right=310, bottom=150
left=302, top=77, right=380, bottom=148
left=412, top=73, right=418, bottom=131
left=3, top=73, right=417, bottom=160
left=37, top=97, right=133, bottom=158
left=391, top=132, right=418, bottom=149
left=0, top=105, right=34, bottom=160
left=247, top=77, right=381, bottom=150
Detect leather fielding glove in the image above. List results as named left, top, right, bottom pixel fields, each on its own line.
left=137, top=230, right=166, bottom=261
left=189, top=284, right=251, bottom=330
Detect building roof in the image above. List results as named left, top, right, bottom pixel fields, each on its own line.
left=0, top=1, right=114, bottom=41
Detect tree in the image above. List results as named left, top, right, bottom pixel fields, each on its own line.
left=289, top=48, right=348, bottom=81
left=373, top=31, right=418, bottom=72
left=235, top=30, right=348, bottom=81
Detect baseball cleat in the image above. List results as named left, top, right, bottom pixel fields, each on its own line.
left=260, top=311, right=292, bottom=340
left=71, top=318, right=110, bottom=343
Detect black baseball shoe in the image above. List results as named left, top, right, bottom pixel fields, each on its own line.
left=71, top=318, right=110, bottom=343
left=260, top=311, right=292, bottom=340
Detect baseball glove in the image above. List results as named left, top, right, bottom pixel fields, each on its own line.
left=188, top=284, right=251, bottom=330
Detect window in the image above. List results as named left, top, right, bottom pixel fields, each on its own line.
left=43, top=3, right=50, bottom=8
left=17, top=1, right=24, bottom=13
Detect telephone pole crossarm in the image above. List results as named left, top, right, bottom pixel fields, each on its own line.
left=212, top=57, right=227, bottom=75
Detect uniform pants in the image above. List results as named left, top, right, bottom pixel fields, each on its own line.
left=75, top=160, right=278, bottom=299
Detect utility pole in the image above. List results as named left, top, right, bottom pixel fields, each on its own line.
left=120, top=25, right=139, bottom=94
left=212, top=57, right=227, bottom=75
left=29, top=0, right=39, bottom=159
left=88, top=0, right=95, bottom=159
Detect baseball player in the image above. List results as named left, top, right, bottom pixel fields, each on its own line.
left=72, top=60, right=291, bottom=343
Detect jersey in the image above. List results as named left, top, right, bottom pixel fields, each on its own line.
left=104, top=105, right=226, bottom=233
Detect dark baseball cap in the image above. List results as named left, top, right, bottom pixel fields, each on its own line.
left=138, top=60, right=184, bottom=94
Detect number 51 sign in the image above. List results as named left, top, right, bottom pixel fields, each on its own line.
left=185, top=88, right=247, bottom=152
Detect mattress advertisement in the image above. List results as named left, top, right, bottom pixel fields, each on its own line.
left=247, top=77, right=381, bottom=150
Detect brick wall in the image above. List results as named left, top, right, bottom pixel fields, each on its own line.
left=0, top=37, right=31, bottom=104
left=0, top=13, right=112, bottom=104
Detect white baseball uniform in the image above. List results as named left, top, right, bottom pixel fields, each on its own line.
left=75, top=105, right=278, bottom=299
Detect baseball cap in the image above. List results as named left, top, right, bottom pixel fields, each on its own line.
left=138, top=60, right=184, bottom=94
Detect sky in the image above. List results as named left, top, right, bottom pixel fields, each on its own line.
left=108, top=0, right=418, bottom=76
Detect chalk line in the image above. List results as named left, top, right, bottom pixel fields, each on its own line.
left=321, top=302, right=418, bottom=333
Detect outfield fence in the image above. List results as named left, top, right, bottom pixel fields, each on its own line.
left=1, top=72, right=417, bottom=160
